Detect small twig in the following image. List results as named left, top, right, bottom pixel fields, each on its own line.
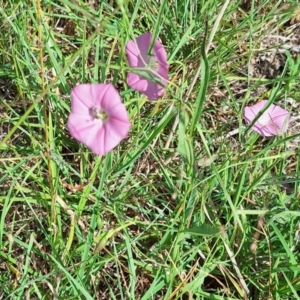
left=222, top=235, right=250, bottom=297
left=55, top=194, right=86, bottom=231
left=213, top=127, right=242, bottom=143
left=250, top=213, right=265, bottom=253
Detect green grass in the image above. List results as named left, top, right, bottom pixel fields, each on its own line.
left=1, top=0, right=300, bottom=299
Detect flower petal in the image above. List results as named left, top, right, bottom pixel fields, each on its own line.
left=134, top=32, right=153, bottom=56
left=252, top=124, right=277, bottom=137
left=145, top=80, right=165, bottom=100
left=271, top=105, right=290, bottom=119
left=99, top=84, right=125, bottom=112
left=157, top=65, right=169, bottom=83
left=154, top=43, right=168, bottom=65
left=127, top=73, right=148, bottom=93
left=71, top=85, right=97, bottom=114
left=68, top=114, right=101, bottom=149
left=126, top=41, right=144, bottom=68
left=244, top=100, right=267, bottom=122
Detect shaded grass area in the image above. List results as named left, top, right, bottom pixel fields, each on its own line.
left=1, top=0, right=300, bottom=299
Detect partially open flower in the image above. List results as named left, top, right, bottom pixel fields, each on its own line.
left=244, top=100, right=290, bottom=137
left=126, top=32, right=169, bottom=100
left=68, top=84, right=131, bottom=155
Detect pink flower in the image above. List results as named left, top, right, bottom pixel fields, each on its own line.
left=67, top=84, right=131, bottom=155
left=126, top=32, right=169, bottom=100
left=244, top=100, right=290, bottom=137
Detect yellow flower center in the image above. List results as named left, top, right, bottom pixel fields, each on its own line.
left=91, top=107, right=108, bottom=121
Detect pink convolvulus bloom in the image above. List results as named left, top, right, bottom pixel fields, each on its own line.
left=67, top=83, right=131, bottom=155
left=244, top=100, right=290, bottom=137
left=126, top=32, right=169, bottom=100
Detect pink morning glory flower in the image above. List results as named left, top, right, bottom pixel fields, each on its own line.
left=126, top=32, right=169, bottom=100
left=244, top=100, right=290, bottom=137
left=67, top=83, right=131, bottom=155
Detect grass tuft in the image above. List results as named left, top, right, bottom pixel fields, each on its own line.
left=1, top=0, right=300, bottom=299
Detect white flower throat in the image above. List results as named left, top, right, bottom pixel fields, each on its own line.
left=148, top=56, right=158, bottom=71
left=91, top=107, right=108, bottom=121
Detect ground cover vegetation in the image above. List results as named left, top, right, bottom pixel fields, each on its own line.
left=1, top=0, right=300, bottom=299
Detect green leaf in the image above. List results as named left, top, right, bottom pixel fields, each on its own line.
left=181, top=224, right=222, bottom=237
